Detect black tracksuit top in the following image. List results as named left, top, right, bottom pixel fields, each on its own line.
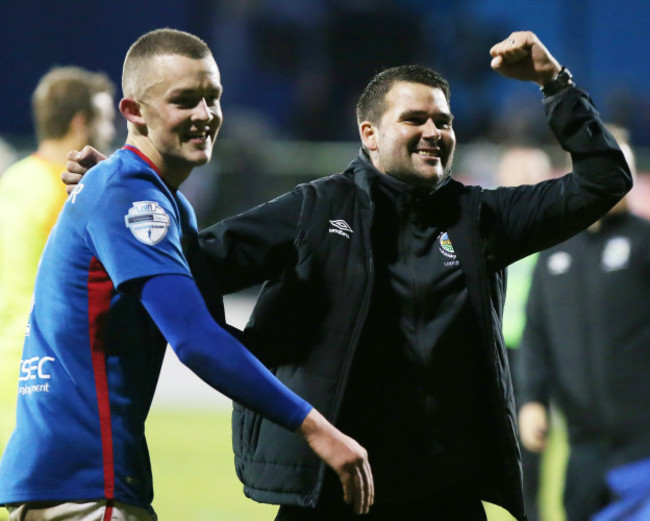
left=328, top=170, right=483, bottom=504
left=520, top=211, right=650, bottom=465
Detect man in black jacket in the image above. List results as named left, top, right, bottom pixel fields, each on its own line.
left=197, top=32, right=630, bottom=521
left=518, top=127, right=650, bottom=521
left=64, top=31, right=631, bottom=521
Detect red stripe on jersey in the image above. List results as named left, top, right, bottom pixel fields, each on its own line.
left=123, top=145, right=177, bottom=192
left=123, top=145, right=160, bottom=175
left=102, top=500, right=114, bottom=521
left=88, top=256, right=115, bottom=500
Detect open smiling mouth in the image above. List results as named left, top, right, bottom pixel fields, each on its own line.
left=187, top=130, right=210, bottom=141
left=415, top=149, right=441, bottom=158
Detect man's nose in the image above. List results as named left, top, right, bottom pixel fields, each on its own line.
left=422, top=119, right=441, bottom=140
left=192, top=98, right=214, bottom=121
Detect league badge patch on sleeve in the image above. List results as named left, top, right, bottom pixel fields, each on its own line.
left=125, top=201, right=170, bottom=245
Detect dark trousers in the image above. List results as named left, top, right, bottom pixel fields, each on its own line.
left=274, top=493, right=487, bottom=521
left=563, top=442, right=611, bottom=521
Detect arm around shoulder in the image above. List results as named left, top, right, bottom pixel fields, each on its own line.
left=198, top=189, right=303, bottom=293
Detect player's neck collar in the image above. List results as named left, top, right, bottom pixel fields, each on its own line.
left=123, top=145, right=177, bottom=192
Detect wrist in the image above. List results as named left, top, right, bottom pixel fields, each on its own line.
left=540, top=66, right=573, bottom=97
left=296, top=407, right=319, bottom=436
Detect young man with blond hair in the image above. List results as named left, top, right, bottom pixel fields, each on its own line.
left=0, top=28, right=373, bottom=521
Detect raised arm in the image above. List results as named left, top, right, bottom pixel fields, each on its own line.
left=480, top=32, right=632, bottom=266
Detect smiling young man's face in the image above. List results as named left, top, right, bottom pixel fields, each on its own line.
left=136, top=53, right=223, bottom=175
left=362, top=81, right=456, bottom=188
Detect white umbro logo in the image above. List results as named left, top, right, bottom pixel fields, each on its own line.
left=329, top=219, right=353, bottom=239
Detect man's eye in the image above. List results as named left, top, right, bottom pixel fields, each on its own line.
left=174, top=98, right=195, bottom=108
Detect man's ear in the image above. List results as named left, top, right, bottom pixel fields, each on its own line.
left=119, top=97, right=145, bottom=126
left=359, top=121, right=378, bottom=151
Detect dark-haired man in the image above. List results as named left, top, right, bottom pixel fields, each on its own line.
left=0, top=28, right=373, bottom=521
left=202, top=32, right=630, bottom=521
left=63, top=31, right=631, bottom=521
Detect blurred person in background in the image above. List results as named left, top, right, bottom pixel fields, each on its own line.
left=64, top=31, right=632, bottom=521
left=517, top=126, right=650, bottom=521
left=0, top=139, right=17, bottom=179
left=497, top=145, right=553, bottom=521
left=0, top=65, right=116, bottom=464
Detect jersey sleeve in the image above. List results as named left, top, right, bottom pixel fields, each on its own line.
left=139, top=273, right=312, bottom=431
left=85, top=172, right=192, bottom=290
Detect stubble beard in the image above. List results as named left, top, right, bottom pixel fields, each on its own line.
left=394, top=149, right=454, bottom=189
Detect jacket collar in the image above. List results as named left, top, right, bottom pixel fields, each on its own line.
left=346, top=149, right=376, bottom=201
left=347, top=147, right=454, bottom=204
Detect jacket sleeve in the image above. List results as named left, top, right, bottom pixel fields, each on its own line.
left=481, top=86, right=633, bottom=267
left=517, top=256, right=552, bottom=408
left=198, top=189, right=302, bottom=294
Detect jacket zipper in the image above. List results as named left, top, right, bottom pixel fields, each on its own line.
left=329, top=201, right=375, bottom=426
left=311, top=201, right=376, bottom=506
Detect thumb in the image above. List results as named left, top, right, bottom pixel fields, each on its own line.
left=490, top=55, right=504, bottom=70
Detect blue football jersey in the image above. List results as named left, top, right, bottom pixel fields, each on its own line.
left=0, top=146, right=197, bottom=508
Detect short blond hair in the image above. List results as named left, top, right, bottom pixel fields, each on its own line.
left=122, top=28, right=212, bottom=98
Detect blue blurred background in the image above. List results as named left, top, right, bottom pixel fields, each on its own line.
left=2, top=0, right=649, bottom=146
left=3, top=0, right=649, bottom=227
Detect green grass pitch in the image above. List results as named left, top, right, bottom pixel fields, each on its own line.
left=0, top=407, right=566, bottom=520
left=147, top=407, right=570, bottom=520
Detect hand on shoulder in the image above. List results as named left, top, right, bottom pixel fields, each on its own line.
left=62, top=145, right=107, bottom=194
